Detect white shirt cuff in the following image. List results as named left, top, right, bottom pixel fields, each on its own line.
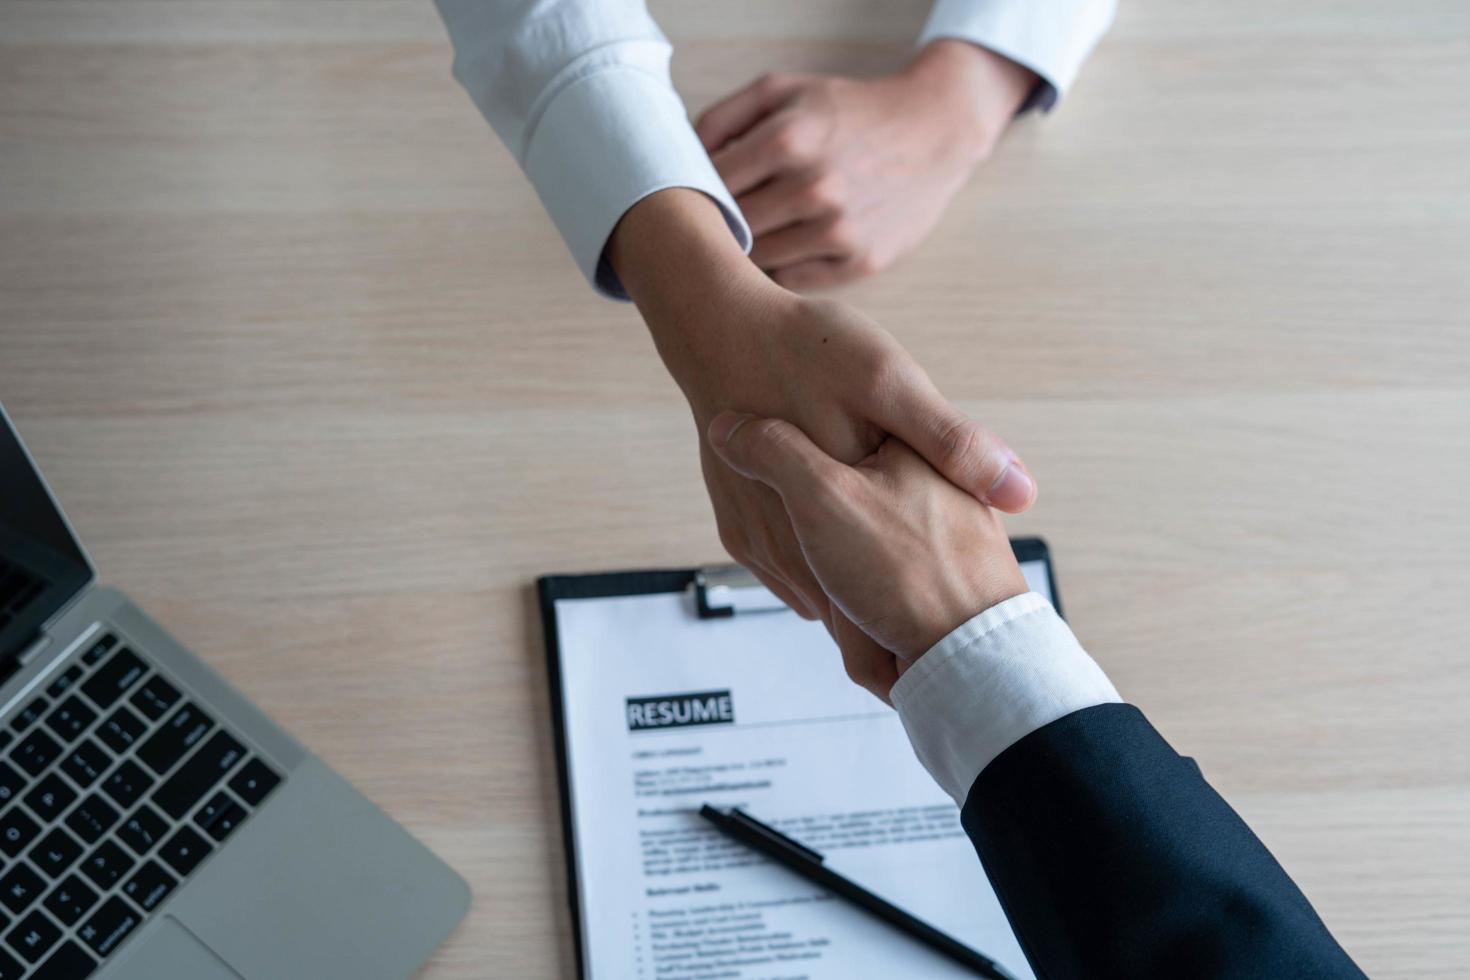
left=919, top=0, right=1117, bottom=111
left=890, top=591, right=1121, bottom=805
left=522, top=66, right=751, bottom=300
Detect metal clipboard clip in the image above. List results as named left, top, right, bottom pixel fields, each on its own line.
left=693, top=564, right=792, bottom=619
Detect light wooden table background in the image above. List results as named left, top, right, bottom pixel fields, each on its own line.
left=2, top=1, right=1467, bottom=977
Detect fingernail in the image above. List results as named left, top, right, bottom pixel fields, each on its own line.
left=984, top=460, right=1037, bottom=510
left=708, top=412, right=753, bottom=448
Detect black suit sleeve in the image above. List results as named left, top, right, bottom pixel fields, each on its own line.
left=962, top=703, right=1365, bottom=980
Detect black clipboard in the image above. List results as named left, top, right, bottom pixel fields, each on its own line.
left=536, top=537, right=1057, bottom=978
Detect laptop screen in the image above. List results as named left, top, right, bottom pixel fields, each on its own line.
left=0, top=407, right=93, bottom=662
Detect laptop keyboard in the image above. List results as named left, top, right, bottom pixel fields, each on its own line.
left=0, top=631, right=282, bottom=978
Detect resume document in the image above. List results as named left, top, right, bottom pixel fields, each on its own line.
left=553, top=584, right=1040, bottom=979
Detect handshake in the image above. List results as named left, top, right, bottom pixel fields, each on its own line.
left=704, top=406, right=1029, bottom=702
left=610, top=189, right=1036, bottom=702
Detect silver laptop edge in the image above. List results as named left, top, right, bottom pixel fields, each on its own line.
left=0, top=405, right=470, bottom=979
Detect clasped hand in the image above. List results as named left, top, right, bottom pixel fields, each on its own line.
left=609, top=190, right=1034, bottom=698
left=707, top=410, right=1028, bottom=702
left=678, top=295, right=1036, bottom=634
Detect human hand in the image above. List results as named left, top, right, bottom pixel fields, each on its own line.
left=607, top=190, right=1036, bottom=621
left=706, top=412, right=1029, bottom=700
left=695, top=40, right=1036, bottom=289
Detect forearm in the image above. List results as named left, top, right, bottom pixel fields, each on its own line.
left=608, top=189, right=789, bottom=402
left=965, top=704, right=1365, bottom=978
left=434, top=2, right=749, bottom=297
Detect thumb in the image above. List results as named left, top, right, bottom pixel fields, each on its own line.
left=875, top=376, right=1037, bottom=513
left=707, top=412, right=842, bottom=502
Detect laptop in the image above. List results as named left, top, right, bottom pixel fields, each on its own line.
left=0, top=404, right=470, bottom=979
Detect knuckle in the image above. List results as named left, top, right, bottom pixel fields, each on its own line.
left=849, top=252, right=883, bottom=277
left=755, top=71, right=786, bottom=95
left=803, top=173, right=844, bottom=212
left=769, top=119, right=810, bottom=160
left=822, top=218, right=858, bottom=251
left=858, top=342, right=908, bottom=395
left=749, top=417, right=794, bottom=451
left=935, top=417, right=992, bottom=479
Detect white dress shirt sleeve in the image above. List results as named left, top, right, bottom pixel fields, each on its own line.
left=920, top=0, right=1117, bottom=111
left=433, top=0, right=751, bottom=299
left=890, top=592, right=1122, bottom=805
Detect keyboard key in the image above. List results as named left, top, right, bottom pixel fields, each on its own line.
left=0, top=809, right=39, bottom=859
left=60, top=740, right=109, bottom=789
left=22, top=774, right=76, bottom=824
left=4, top=909, right=59, bottom=963
left=0, top=763, right=25, bottom=807
left=0, top=864, right=44, bottom=914
left=80, top=841, right=133, bottom=891
left=121, top=861, right=176, bottom=913
left=8, top=698, right=47, bottom=734
left=78, top=897, right=139, bottom=960
left=13, top=730, right=61, bottom=778
left=43, top=696, right=97, bottom=744
left=137, top=701, right=214, bottom=775
left=31, top=940, right=97, bottom=979
left=0, top=732, right=10, bottom=752
left=80, top=648, right=146, bottom=710
left=130, top=674, right=180, bottom=721
left=95, top=706, right=146, bottom=755
left=81, top=633, right=116, bottom=666
left=0, top=947, right=21, bottom=980
left=44, top=666, right=84, bottom=700
left=158, top=825, right=212, bottom=877
left=153, top=730, right=245, bottom=820
left=28, top=828, right=83, bottom=879
left=43, top=875, right=99, bottom=926
left=64, top=795, right=119, bottom=846
left=117, top=805, right=167, bottom=856
left=229, top=757, right=281, bottom=807
left=203, top=800, right=246, bottom=842
left=101, top=760, right=153, bottom=810
left=194, top=792, right=232, bottom=831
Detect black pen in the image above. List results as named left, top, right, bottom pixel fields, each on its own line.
left=698, top=804, right=1019, bottom=980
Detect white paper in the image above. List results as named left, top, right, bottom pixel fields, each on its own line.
left=554, top=563, right=1052, bottom=979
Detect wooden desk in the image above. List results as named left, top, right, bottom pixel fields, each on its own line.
left=1, top=1, right=1466, bottom=976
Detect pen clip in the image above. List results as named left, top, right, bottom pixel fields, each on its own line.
left=694, top=564, right=791, bottom=619
left=727, top=807, right=826, bottom=864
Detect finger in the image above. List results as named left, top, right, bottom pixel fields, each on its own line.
left=714, top=502, right=821, bottom=621
left=763, top=513, right=829, bottom=621
left=831, top=609, right=900, bottom=704
left=738, top=173, right=835, bottom=237
left=707, top=413, right=845, bottom=504
left=771, top=256, right=865, bottom=291
left=695, top=73, right=802, bottom=152
left=872, top=376, right=1038, bottom=513
left=747, top=562, right=821, bottom=622
left=711, top=111, right=809, bottom=196
left=750, top=218, right=846, bottom=271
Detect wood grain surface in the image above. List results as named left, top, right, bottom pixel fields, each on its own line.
left=1, top=1, right=1467, bottom=976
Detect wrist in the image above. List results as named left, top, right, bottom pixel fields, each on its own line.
left=901, top=515, right=1030, bottom=661
left=607, top=188, right=796, bottom=402
left=904, top=39, right=1037, bottom=162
